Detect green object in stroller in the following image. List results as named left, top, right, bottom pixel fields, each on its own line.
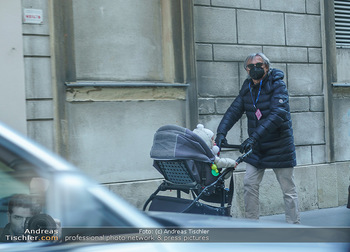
left=143, top=124, right=251, bottom=216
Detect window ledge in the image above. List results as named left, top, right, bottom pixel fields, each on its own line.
left=65, top=81, right=189, bottom=88
left=65, top=82, right=189, bottom=102
left=332, top=82, right=350, bottom=87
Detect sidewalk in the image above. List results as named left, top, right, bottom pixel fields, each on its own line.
left=260, top=205, right=350, bottom=227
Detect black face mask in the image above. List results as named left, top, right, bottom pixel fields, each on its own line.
left=249, top=67, right=265, bottom=80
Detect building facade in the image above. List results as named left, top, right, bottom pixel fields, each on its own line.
left=1, top=0, right=349, bottom=217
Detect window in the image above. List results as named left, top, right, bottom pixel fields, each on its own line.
left=335, top=0, right=350, bottom=46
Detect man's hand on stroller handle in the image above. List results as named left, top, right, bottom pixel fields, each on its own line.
left=239, top=136, right=256, bottom=154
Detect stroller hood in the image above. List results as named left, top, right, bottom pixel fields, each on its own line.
left=150, top=124, right=215, bottom=163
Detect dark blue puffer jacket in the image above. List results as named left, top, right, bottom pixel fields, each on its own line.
left=217, top=68, right=296, bottom=169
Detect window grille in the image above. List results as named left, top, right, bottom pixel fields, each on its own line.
left=335, top=0, right=350, bottom=46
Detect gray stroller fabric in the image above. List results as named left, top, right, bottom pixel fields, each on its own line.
left=150, top=124, right=215, bottom=163
left=150, top=125, right=217, bottom=185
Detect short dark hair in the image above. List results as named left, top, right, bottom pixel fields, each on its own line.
left=8, top=194, right=34, bottom=214
left=244, top=53, right=270, bottom=70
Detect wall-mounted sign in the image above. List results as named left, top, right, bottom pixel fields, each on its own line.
left=23, top=9, right=43, bottom=24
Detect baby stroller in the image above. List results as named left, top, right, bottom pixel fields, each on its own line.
left=143, top=124, right=251, bottom=216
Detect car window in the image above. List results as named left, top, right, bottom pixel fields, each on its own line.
left=0, top=143, right=130, bottom=231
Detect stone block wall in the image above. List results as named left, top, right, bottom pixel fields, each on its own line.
left=21, top=0, right=55, bottom=150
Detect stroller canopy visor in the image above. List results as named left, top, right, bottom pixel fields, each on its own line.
left=150, top=124, right=215, bottom=163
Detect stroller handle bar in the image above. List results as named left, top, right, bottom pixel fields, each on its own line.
left=220, top=143, right=240, bottom=149
left=236, top=148, right=252, bottom=164
left=218, top=142, right=252, bottom=164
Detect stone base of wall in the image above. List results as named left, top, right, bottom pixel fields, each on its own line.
left=106, top=162, right=350, bottom=218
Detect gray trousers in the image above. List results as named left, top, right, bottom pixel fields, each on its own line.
left=243, top=163, right=300, bottom=224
